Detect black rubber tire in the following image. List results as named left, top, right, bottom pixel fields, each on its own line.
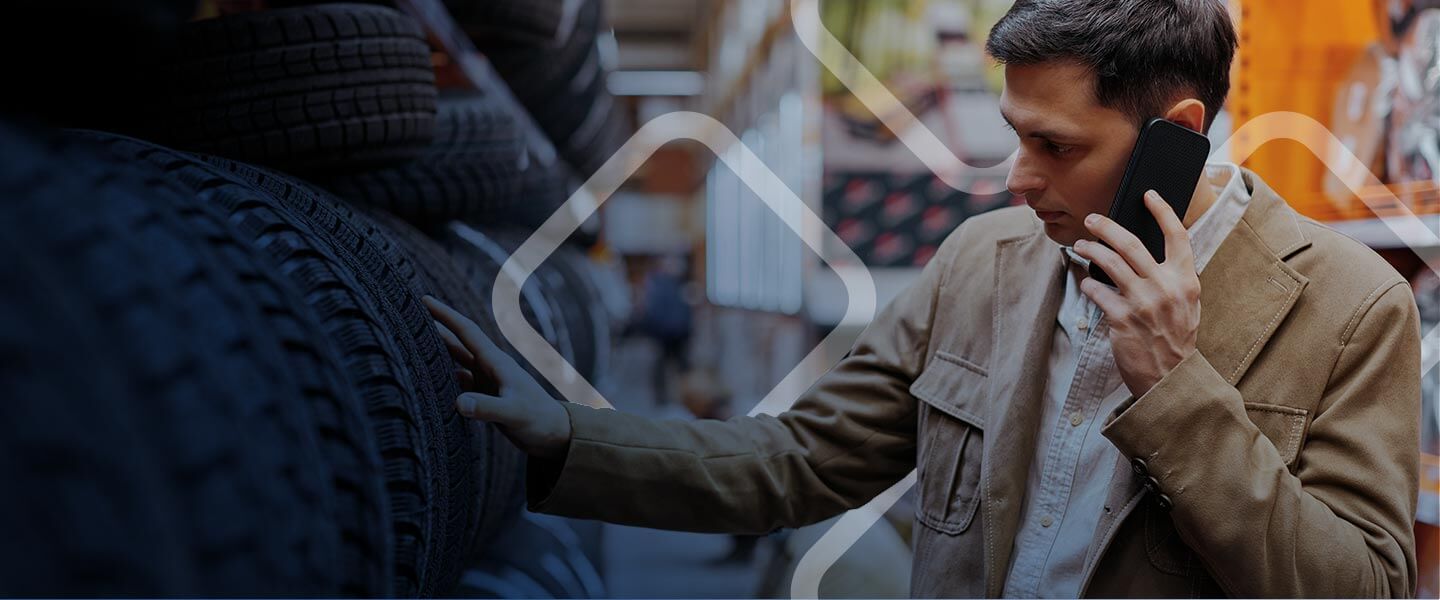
left=155, top=154, right=393, bottom=598
left=551, top=80, right=626, bottom=177
left=76, top=132, right=471, bottom=597
left=479, top=231, right=611, bottom=390
left=198, top=157, right=481, bottom=598
left=0, top=215, right=190, bottom=596
left=486, top=231, right=578, bottom=369
left=129, top=3, right=437, bottom=172
left=537, top=244, right=611, bottom=384
left=448, top=0, right=573, bottom=46
left=364, top=213, right=499, bottom=381
left=363, top=211, right=529, bottom=553
left=268, top=0, right=573, bottom=46
left=520, top=38, right=625, bottom=176
left=117, top=141, right=392, bottom=598
left=453, top=514, right=605, bottom=599
left=318, top=90, right=527, bottom=224
left=479, top=0, right=599, bottom=100
left=0, top=123, right=347, bottom=595
left=479, top=0, right=622, bottom=177
left=564, top=518, right=607, bottom=588
left=442, top=225, right=568, bottom=367
left=441, top=223, right=593, bottom=417
left=496, top=157, right=578, bottom=230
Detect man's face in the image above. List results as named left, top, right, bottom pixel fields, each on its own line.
left=999, top=61, right=1142, bottom=246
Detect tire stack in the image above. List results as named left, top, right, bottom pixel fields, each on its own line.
left=451, top=0, right=628, bottom=178
left=451, top=513, right=607, bottom=599
left=2, top=0, right=617, bottom=597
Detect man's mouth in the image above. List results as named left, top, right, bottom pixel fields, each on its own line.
left=1033, top=209, right=1066, bottom=222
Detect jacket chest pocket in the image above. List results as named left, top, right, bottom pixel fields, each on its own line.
left=910, top=352, right=988, bottom=536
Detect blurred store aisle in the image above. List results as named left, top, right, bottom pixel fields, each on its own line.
left=592, top=335, right=773, bottom=598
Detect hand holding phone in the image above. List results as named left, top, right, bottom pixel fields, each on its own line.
left=1087, top=118, right=1211, bottom=286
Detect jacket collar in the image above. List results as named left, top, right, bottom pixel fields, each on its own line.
left=979, top=167, right=1313, bottom=597
left=1235, top=167, right=1312, bottom=261
left=1190, top=168, right=1311, bottom=385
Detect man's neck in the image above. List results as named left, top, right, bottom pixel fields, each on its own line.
left=1182, top=171, right=1218, bottom=229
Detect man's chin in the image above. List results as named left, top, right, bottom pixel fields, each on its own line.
left=1041, top=222, right=1082, bottom=247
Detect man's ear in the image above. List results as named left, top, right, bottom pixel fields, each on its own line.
left=1163, top=99, right=1207, bottom=133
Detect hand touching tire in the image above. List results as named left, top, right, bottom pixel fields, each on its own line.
left=424, top=296, right=572, bottom=459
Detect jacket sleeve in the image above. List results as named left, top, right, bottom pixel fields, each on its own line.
left=521, top=227, right=969, bottom=535
left=1101, top=280, right=1421, bottom=598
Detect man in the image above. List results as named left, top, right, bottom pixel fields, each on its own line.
left=426, top=0, right=1422, bottom=596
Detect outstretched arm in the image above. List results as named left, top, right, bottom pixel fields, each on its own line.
left=426, top=228, right=970, bottom=535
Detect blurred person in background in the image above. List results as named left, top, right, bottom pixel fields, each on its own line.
left=624, top=254, right=693, bottom=406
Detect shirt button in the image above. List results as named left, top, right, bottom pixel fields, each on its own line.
left=1076, top=317, right=1089, bottom=331
left=1069, top=412, right=1083, bottom=427
left=1040, top=515, right=1054, bottom=528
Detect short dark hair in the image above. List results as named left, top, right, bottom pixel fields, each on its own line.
left=985, top=0, right=1237, bottom=132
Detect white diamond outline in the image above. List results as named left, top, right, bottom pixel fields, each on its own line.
left=487, top=110, right=878, bottom=415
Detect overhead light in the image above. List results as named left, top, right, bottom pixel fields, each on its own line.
left=607, top=70, right=706, bottom=97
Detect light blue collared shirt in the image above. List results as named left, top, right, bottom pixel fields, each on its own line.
left=1000, top=162, right=1252, bottom=598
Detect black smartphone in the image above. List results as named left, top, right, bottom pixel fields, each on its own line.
left=1087, top=117, right=1212, bottom=286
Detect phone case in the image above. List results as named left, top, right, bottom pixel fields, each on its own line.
left=1088, top=118, right=1212, bottom=286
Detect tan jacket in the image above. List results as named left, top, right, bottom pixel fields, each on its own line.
left=526, top=169, right=1421, bottom=598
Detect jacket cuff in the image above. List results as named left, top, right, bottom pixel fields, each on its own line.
left=525, top=400, right=597, bottom=514
left=1101, top=350, right=1247, bottom=498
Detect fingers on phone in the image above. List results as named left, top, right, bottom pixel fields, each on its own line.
left=1079, top=275, right=1125, bottom=314
left=1076, top=239, right=1137, bottom=288
left=1084, top=214, right=1154, bottom=277
left=1144, top=190, right=1194, bottom=266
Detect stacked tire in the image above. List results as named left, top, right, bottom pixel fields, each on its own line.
left=0, top=123, right=380, bottom=596
left=124, top=3, right=439, bottom=171
left=317, top=91, right=528, bottom=225
left=2, top=1, right=618, bottom=596
left=452, top=513, right=607, bottom=599
left=456, top=0, right=627, bottom=177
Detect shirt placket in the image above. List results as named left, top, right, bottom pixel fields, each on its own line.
left=1011, top=295, right=1115, bottom=598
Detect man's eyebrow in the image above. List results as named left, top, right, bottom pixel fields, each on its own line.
left=999, top=110, right=1083, bottom=143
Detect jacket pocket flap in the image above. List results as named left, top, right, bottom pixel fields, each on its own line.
left=1243, top=402, right=1309, bottom=466
left=910, top=351, right=988, bottom=429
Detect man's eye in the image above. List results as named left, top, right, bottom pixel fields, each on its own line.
left=1046, top=142, right=1073, bottom=156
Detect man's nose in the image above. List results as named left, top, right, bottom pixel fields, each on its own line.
left=1005, top=150, right=1044, bottom=198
